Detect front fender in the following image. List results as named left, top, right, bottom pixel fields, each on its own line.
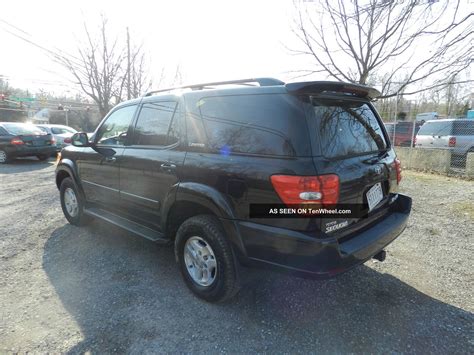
left=55, top=159, right=84, bottom=197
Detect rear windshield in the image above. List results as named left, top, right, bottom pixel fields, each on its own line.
left=417, top=121, right=453, bottom=136
left=51, top=126, right=77, bottom=134
left=2, top=123, right=46, bottom=135
left=312, top=99, right=387, bottom=158
left=196, top=94, right=310, bottom=157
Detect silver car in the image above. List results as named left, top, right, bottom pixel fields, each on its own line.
left=415, top=119, right=474, bottom=162
left=36, top=124, right=77, bottom=152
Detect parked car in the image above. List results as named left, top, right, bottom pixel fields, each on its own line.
left=0, top=122, right=57, bottom=163
left=36, top=124, right=77, bottom=152
left=55, top=78, right=411, bottom=302
left=384, top=121, right=423, bottom=147
left=415, top=119, right=474, bottom=164
left=415, top=112, right=445, bottom=123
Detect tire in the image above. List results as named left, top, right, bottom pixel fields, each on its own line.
left=175, top=215, right=240, bottom=302
left=0, top=150, right=11, bottom=164
left=59, top=177, right=89, bottom=226
left=37, top=154, right=49, bottom=161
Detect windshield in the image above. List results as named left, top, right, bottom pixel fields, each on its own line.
left=312, top=99, right=387, bottom=158
left=3, top=123, right=47, bottom=135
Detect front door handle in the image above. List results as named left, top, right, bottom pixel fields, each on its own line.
left=160, top=162, right=176, bottom=171
left=105, top=156, right=116, bottom=162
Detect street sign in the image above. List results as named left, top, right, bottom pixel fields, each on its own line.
left=10, top=96, right=36, bottom=102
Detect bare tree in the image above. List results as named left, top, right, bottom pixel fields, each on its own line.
left=54, top=17, right=152, bottom=117
left=291, top=0, right=473, bottom=98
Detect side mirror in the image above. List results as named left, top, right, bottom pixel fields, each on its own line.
left=71, top=132, right=90, bottom=147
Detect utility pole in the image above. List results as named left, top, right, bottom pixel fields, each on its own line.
left=127, top=27, right=131, bottom=100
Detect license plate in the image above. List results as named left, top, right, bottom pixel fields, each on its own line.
left=367, top=182, right=383, bottom=212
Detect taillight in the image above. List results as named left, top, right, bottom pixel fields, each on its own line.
left=270, top=174, right=339, bottom=206
left=449, top=137, right=456, bottom=147
left=63, top=137, right=71, bottom=144
left=394, top=158, right=402, bottom=184
left=10, top=137, right=24, bottom=145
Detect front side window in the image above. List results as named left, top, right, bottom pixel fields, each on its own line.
left=132, top=101, right=178, bottom=146
left=313, top=100, right=387, bottom=158
left=96, top=105, right=137, bottom=145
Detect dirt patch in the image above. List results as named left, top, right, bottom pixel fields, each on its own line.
left=0, top=162, right=473, bottom=353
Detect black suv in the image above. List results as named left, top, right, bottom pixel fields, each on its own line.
left=55, top=78, right=411, bottom=302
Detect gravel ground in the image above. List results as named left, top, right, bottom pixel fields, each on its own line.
left=0, top=158, right=473, bottom=354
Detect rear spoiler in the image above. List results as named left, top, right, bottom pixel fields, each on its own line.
left=285, top=81, right=381, bottom=100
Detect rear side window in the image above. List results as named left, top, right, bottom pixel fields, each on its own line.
left=197, top=94, right=310, bottom=156
left=453, top=121, right=474, bottom=136
left=312, top=100, right=387, bottom=158
left=132, top=101, right=178, bottom=146
left=417, top=121, right=453, bottom=136
left=395, top=124, right=411, bottom=134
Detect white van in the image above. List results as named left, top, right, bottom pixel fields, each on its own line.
left=415, top=112, right=444, bottom=123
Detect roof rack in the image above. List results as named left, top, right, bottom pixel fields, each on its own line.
left=144, top=77, right=285, bottom=97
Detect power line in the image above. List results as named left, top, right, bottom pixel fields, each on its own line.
left=0, top=19, right=84, bottom=70
left=0, top=18, right=31, bottom=36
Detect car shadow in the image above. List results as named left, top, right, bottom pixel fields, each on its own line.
left=43, top=222, right=473, bottom=354
left=0, top=157, right=56, bottom=174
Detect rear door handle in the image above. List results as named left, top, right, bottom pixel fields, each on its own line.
left=105, top=156, right=116, bottom=162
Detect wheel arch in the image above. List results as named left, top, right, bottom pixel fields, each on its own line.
left=162, top=183, right=246, bottom=258
left=55, top=159, right=85, bottom=199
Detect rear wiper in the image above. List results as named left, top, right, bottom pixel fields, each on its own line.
left=363, top=150, right=388, bottom=164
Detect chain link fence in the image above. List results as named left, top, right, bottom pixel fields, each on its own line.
left=382, top=117, right=474, bottom=177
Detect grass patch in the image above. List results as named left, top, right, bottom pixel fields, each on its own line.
left=426, top=227, right=440, bottom=236
left=452, top=201, right=474, bottom=219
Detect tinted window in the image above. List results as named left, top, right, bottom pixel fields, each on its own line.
left=197, top=94, right=309, bottom=156
left=313, top=100, right=387, bottom=158
left=453, top=121, right=474, bottom=136
left=417, top=121, right=453, bottom=136
left=96, top=105, right=137, bottom=145
left=0, top=126, right=8, bottom=135
left=133, top=101, right=178, bottom=146
left=167, top=106, right=180, bottom=145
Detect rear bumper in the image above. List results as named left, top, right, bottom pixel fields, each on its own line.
left=236, top=194, right=411, bottom=278
left=8, top=145, right=57, bottom=157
